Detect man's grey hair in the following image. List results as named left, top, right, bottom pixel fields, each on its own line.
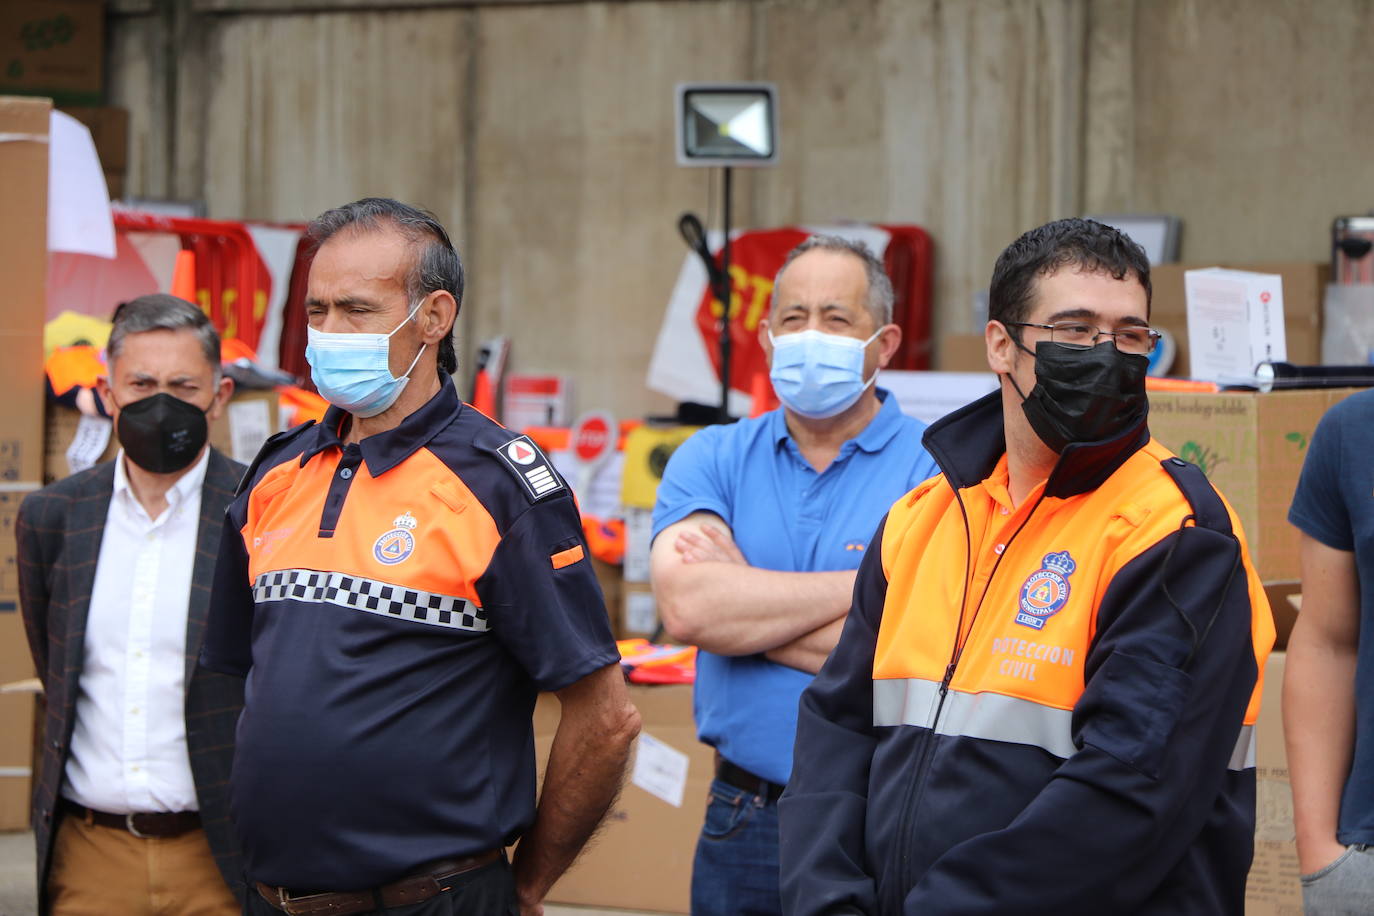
left=772, top=234, right=895, bottom=326
left=108, top=293, right=221, bottom=376
left=307, top=197, right=463, bottom=377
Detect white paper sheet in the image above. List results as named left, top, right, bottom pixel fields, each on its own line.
left=65, top=415, right=113, bottom=475
left=48, top=111, right=116, bottom=259
left=631, top=732, right=690, bottom=807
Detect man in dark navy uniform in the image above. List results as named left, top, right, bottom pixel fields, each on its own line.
left=201, top=198, right=640, bottom=916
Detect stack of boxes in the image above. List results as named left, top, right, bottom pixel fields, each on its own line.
left=2, top=2, right=128, bottom=201
left=0, top=95, right=53, bottom=829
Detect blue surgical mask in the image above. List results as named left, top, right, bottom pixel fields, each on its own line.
left=767, top=327, right=881, bottom=419
left=305, top=300, right=428, bottom=419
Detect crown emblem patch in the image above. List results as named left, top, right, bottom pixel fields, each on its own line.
left=373, top=511, right=418, bottom=566
left=1015, top=550, right=1076, bottom=630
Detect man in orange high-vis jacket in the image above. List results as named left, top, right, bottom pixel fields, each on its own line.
left=779, top=218, right=1274, bottom=916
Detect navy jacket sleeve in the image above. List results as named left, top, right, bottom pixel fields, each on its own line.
left=906, top=522, right=1260, bottom=914
left=477, top=492, right=620, bottom=693
left=778, top=515, right=889, bottom=916
left=198, top=496, right=255, bottom=677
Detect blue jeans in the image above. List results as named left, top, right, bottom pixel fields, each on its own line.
left=1302, top=844, right=1374, bottom=915
left=691, top=777, right=782, bottom=916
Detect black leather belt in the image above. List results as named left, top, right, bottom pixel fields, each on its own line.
left=716, top=756, right=786, bottom=802
left=255, top=851, right=503, bottom=916
left=60, top=799, right=201, bottom=839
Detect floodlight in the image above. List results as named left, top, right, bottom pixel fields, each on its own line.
left=676, top=83, right=778, bottom=167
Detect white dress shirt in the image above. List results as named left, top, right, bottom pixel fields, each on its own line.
left=63, top=449, right=209, bottom=814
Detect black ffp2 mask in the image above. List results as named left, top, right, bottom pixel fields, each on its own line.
left=1017, top=341, right=1149, bottom=453
left=116, top=392, right=210, bottom=474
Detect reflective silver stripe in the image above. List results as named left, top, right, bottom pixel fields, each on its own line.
left=1228, top=724, right=1256, bottom=771
left=876, top=678, right=1260, bottom=771
left=873, top=677, right=943, bottom=729
left=252, top=568, right=488, bottom=632
left=874, top=678, right=1076, bottom=759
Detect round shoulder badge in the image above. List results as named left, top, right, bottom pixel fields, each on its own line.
left=1015, top=550, right=1076, bottom=630
left=373, top=511, right=419, bottom=566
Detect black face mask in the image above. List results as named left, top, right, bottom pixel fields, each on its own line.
left=1011, top=340, right=1148, bottom=453
left=115, top=392, right=210, bottom=474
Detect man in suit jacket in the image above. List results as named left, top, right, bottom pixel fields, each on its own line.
left=18, top=294, right=247, bottom=914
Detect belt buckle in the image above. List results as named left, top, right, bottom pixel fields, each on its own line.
left=125, top=813, right=152, bottom=840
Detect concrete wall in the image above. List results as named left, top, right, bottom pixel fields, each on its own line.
left=105, top=0, right=1374, bottom=418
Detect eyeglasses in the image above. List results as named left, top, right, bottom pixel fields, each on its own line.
left=1006, top=320, right=1162, bottom=355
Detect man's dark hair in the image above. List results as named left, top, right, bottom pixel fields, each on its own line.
left=307, top=197, right=464, bottom=377
left=108, top=293, right=221, bottom=376
left=988, top=218, right=1152, bottom=331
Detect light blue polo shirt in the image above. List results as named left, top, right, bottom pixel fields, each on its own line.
left=651, top=389, right=939, bottom=785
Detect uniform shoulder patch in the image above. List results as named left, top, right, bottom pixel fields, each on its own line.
left=487, top=435, right=567, bottom=502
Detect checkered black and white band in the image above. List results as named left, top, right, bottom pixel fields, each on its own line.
left=252, top=568, right=489, bottom=632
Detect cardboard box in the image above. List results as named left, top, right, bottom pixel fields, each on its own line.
left=0, top=96, right=51, bottom=485
left=535, top=684, right=709, bottom=914
left=44, top=389, right=281, bottom=481
left=1148, top=388, right=1360, bottom=582
left=0, top=2, right=105, bottom=106
left=1151, top=263, right=1326, bottom=378
left=0, top=485, right=37, bottom=633
left=590, top=556, right=622, bottom=639
left=1247, top=649, right=1301, bottom=914
left=1184, top=268, right=1287, bottom=382
left=0, top=689, right=36, bottom=830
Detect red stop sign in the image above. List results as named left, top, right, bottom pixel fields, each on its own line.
left=571, top=412, right=616, bottom=465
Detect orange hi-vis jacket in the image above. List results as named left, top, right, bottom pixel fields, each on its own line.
left=780, top=392, right=1275, bottom=916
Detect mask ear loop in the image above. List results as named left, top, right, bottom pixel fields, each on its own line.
left=398, top=343, right=427, bottom=381
left=388, top=296, right=430, bottom=381
left=858, top=327, right=886, bottom=389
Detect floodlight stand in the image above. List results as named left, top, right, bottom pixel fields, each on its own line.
left=717, top=166, right=733, bottom=422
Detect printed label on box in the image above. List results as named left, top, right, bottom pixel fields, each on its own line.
left=631, top=732, right=689, bottom=808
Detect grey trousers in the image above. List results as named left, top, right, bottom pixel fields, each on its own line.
left=1302, top=845, right=1374, bottom=915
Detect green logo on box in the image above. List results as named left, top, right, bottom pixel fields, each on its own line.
left=1179, top=441, right=1223, bottom=477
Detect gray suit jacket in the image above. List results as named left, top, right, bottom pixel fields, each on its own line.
left=17, top=448, right=247, bottom=910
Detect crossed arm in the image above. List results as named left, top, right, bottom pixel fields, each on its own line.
left=650, top=511, right=855, bottom=673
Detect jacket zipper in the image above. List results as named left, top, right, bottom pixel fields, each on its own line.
left=886, top=486, right=1049, bottom=911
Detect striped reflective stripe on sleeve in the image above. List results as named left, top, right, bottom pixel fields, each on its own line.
left=253, top=568, right=489, bottom=632
left=874, top=678, right=1258, bottom=771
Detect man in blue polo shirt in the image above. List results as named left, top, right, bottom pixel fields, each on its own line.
left=651, top=235, right=939, bottom=916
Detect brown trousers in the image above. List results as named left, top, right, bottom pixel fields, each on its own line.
left=48, top=813, right=239, bottom=916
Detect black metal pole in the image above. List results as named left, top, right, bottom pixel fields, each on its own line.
left=718, top=166, right=733, bottom=422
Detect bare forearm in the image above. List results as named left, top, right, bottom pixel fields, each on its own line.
left=513, top=679, right=640, bottom=910
left=764, top=617, right=846, bottom=674
left=658, top=563, right=855, bottom=655
left=1284, top=623, right=1359, bottom=866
